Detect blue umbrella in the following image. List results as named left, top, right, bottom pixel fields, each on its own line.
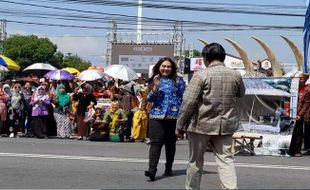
left=44, top=69, right=74, bottom=80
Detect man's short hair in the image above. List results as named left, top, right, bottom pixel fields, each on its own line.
left=201, top=43, right=226, bottom=62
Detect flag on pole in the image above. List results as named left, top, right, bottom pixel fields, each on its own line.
left=303, top=1, right=310, bottom=73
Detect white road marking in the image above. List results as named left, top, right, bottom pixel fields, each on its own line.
left=0, top=152, right=309, bottom=171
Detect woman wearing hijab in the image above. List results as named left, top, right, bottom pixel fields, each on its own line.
left=30, top=85, right=50, bottom=139
left=130, top=86, right=149, bottom=142
left=3, top=84, right=12, bottom=136
left=73, top=83, right=97, bottom=140
left=103, top=101, right=128, bottom=142
left=0, top=84, right=8, bottom=104
left=8, top=83, right=26, bottom=138
left=89, top=106, right=108, bottom=141
left=22, top=82, right=33, bottom=136
left=0, top=83, right=8, bottom=136
left=3, top=84, right=12, bottom=103
left=54, top=84, right=71, bottom=138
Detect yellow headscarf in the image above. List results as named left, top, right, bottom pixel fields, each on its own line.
left=110, top=101, right=120, bottom=130
left=110, top=101, right=120, bottom=113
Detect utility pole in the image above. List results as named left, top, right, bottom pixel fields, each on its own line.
left=137, top=0, right=143, bottom=44
left=180, top=22, right=184, bottom=59
left=112, top=20, right=117, bottom=42
left=0, top=20, right=7, bottom=54
left=173, top=21, right=183, bottom=59
left=106, top=20, right=118, bottom=66
left=189, top=42, right=194, bottom=58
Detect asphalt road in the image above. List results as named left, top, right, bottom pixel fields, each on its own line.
left=0, top=137, right=309, bottom=189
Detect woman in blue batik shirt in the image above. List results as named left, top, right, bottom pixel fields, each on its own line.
left=144, top=57, right=185, bottom=181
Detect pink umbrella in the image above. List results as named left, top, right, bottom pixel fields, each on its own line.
left=96, top=66, right=104, bottom=73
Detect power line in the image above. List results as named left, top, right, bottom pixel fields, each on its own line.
left=0, top=5, right=303, bottom=31
left=30, top=0, right=305, bottom=10
left=1, top=0, right=305, bottom=17
left=5, top=19, right=302, bottom=32
left=0, top=0, right=304, bottom=32
left=130, top=0, right=305, bottom=9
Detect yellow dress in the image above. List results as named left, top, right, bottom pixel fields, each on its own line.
left=131, top=109, right=148, bottom=140
left=104, top=108, right=127, bottom=142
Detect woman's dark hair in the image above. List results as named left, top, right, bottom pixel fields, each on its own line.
left=201, top=43, right=226, bottom=63
left=149, top=57, right=177, bottom=83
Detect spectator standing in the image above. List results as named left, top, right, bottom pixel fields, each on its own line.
left=289, top=76, right=310, bottom=156
left=53, top=84, right=71, bottom=138
left=0, top=84, right=7, bottom=136
left=8, top=83, right=26, bottom=138
left=41, top=81, right=57, bottom=136
left=73, top=83, right=97, bottom=140
left=22, top=82, right=33, bottom=136
left=0, top=83, right=8, bottom=103
left=130, top=85, right=149, bottom=142
left=69, top=80, right=80, bottom=135
left=3, top=84, right=11, bottom=103
left=303, top=79, right=310, bottom=156
left=114, top=81, right=139, bottom=140
left=144, top=57, right=185, bottom=181
left=176, top=43, right=245, bottom=190
left=30, top=85, right=51, bottom=139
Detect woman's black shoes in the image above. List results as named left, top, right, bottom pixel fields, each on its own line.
left=144, top=171, right=155, bottom=181
left=145, top=169, right=173, bottom=181
left=163, top=170, right=173, bottom=176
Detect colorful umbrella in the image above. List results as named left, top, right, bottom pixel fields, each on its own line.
left=44, top=69, right=74, bottom=81
left=23, top=63, right=56, bottom=71
left=104, top=65, right=138, bottom=81
left=0, top=65, right=8, bottom=72
left=62, top=67, right=80, bottom=75
left=88, top=65, right=97, bottom=70
left=16, top=76, right=39, bottom=84
left=96, top=66, right=104, bottom=73
left=0, top=55, right=20, bottom=71
left=78, top=69, right=104, bottom=81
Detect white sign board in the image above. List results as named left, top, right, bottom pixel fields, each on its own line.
left=190, top=58, right=206, bottom=71
left=148, top=65, right=155, bottom=78
left=290, top=77, right=299, bottom=118
left=119, top=55, right=164, bottom=70
left=224, top=56, right=245, bottom=69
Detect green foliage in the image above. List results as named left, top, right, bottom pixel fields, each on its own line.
left=49, top=51, right=64, bottom=69
left=62, top=55, right=91, bottom=71
left=4, top=35, right=57, bottom=69
left=193, top=49, right=201, bottom=57
left=184, top=49, right=201, bottom=57
left=3, top=35, right=92, bottom=72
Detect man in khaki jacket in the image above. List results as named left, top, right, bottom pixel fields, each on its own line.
left=176, top=43, right=245, bottom=190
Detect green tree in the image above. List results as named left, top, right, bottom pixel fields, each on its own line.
left=184, top=49, right=201, bottom=57
left=62, top=55, right=91, bottom=71
left=4, top=35, right=58, bottom=69
left=3, top=35, right=91, bottom=73
left=48, top=51, right=64, bottom=69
